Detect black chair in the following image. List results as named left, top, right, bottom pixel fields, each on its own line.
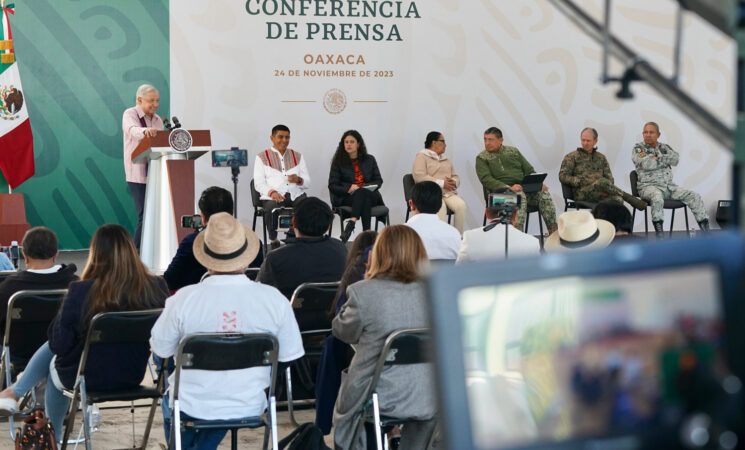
left=0, top=271, right=17, bottom=284
left=285, top=281, right=340, bottom=426
left=172, top=333, right=279, bottom=450
left=560, top=182, right=597, bottom=212
left=60, top=309, right=165, bottom=450
left=403, top=174, right=453, bottom=223
left=245, top=267, right=260, bottom=281
left=629, top=170, right=690, bottom=236
left=482, top=188, right=544, bottom=246
left=352, top=328, right=433, bottom=450
left=250, top=180, right=268, bottom=254
left=0, top=289, right=67, bottom=440
left=332, top=203, right=389, bottom=238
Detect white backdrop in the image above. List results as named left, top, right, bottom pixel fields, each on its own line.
left=170, top=0, right=734, bottom=234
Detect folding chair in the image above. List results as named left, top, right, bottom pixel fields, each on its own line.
left=60, top=309, right=165, bottom=450
left=172, top=333, right=279, bottom=450
left=560, top=181, right=597, bottom=212
left=353, top=328, right=432, bottom=450
left=403, top=174, right=453, bottom=223
left=245, top=267, right=260, bottom=281
left=250, top=179, right=268, bottom=254
left=333, top=205, right=389, bottom=238
left=285, top=281, right=340, bottom=426
left=0, top=289, right=67, bottom=440
left=630, top=170, right=690, bottom=236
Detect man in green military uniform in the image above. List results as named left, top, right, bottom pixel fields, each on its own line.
left=559, top=127, right=647, bottom=210
left=476, top=127, right=558, bottom=234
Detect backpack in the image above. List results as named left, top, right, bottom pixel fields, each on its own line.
left=15, top=409, right=57, bottom=450
left=279, top=422, right=331, bottom=450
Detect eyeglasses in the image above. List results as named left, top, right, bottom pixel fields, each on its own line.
left=436, top=139, right=446, bottom=143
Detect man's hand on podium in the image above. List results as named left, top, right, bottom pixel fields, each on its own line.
left=145, top=127, right=159, bottom=138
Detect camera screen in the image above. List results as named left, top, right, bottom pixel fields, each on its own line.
left=278, top=215, right=293, bottom=230
left=212, top=149, right=248, bottom=168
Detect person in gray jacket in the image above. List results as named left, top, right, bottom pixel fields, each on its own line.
left=632, top=122, right=710, bottom=236
left=332, top=225, right=437, bottom=449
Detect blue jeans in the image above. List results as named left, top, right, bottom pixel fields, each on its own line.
left=12, top=342, right=70, bottom=434
left=164, top=393, right=227, bottom=450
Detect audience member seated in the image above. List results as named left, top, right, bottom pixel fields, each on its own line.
left=412, top=131, right=467, bottom=233
left=592, top=199, right=639, bottom=242
left=151, top=212, right=304, bottom=449
left=328, top=130, right=384, bottom=243
left=457, top=197, right=540, bottom=263
left=0, top=226, right=78, bottom=337
left=0, top=224, right=168, bottom=433
left=257, top=197, right=347, bottom=300
left=333, top=225, right=437, bottom=449
left=163, top=186, right=263, bottom=291
left=405, top=181, right=461, bottom=260
left=315, top=230, right=377, bottom=435
left=545, top=210, right=615, bottom=252
left=253, top=124, right=310, bottom=247
left=0, top=252, right=13, bottom=271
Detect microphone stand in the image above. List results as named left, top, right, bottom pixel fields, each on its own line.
left=231, top=165, right=240, bottom=218
left=504, top=222, right=509, bottom=260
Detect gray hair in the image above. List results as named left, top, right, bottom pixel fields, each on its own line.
left=581, top=127, right=598, bottom=139
left=135, top=84, right=158, bottom=102
left=644, top=121, right=660, bottom=133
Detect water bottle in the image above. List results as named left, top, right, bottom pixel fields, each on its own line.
left=87, top=404, right=101, bottom=431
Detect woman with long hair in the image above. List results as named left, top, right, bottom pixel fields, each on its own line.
left=412, top=131, right=467, bottom=233
left=0, top=224, right=168, bottom=433
left=332, top=225, right=436, bottom=449
left=328, top=130, right=384, bottom=243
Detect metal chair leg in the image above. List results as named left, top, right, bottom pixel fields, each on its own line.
left=670, top=209, right=676, bottom=237
left=644, top=209, right=649, bottom=234
left=61, top=386, right=81, bottom=450
left=286, top=366, right=299, bottom=427
left=372, top=393, right=383, bottom=450
left=231, top=429, right=238, bottom=450
left=684, top=206, right=690, bottom=236
left=270, top=396, right=279, bottom=450
left=80, top=378, right=92, bottom=450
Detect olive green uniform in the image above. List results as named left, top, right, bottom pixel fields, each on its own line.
left=475, top=145, right=557, bottom=232
left=559, top=148, right=623, bottom=204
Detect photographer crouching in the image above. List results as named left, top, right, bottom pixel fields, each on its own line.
left=163, top=186, right=264, bottom=292
left=456, top=190, right=542, bottom=263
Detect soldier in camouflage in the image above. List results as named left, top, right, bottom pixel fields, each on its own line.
left=559, top=128, right=647, bottom=211
left=476, top=127, right=558, bottom=234
left=632, top=122, right=710, bottom=236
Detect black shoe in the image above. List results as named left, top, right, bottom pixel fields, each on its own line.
left=340, top=220, right=356, bottom=243
left=698, top=219, right=710, bottom=232
left=652, top=220, right=664, bottom=238
left=389, top=436, right=401, bottom=450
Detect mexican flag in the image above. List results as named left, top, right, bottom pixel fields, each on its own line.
left=0, top=3, right=34, bottom=189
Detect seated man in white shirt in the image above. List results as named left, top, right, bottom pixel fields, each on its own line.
left=457, top=191, right=541, bottom=263
left=405, top=181, right=461, bottom=260
left=253, top=124, right=311, bottom=246
left=150, top=212, right=304, bottom=449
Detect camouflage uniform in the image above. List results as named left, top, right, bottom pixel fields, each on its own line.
left=559, top=148, right=623, bottom=204
left=475, top=146, right=557, bottom=233
left=631, top=141, right=709, bottom=222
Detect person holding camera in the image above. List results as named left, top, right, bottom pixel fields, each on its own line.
left=257, top=197, right=347, bottom=300
left=476, top=127, right=558, bottom=234
left=328, top=130, right=384, bottom=243
left=163, top=186, right=263, bottom=292
left=253, top=124, right=311, bottom=246
left=457, top=190, right=541, bottom=263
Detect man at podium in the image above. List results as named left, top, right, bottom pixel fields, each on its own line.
left=122, top=84, right=164, bottom=250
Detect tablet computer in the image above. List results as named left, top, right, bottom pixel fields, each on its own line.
left=521, top=173, right=547, bottom=193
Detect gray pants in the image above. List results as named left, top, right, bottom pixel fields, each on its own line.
left=639, top=184, right=709, bottom=222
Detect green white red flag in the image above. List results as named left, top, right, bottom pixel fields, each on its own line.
left=0, top=2, right=34, bottom=189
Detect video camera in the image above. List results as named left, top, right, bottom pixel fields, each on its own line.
left=181, top=214, right=204, bottom=230
left=487, top=191, right=521, bottom=224
left=272, top=207, right=294, bottom=233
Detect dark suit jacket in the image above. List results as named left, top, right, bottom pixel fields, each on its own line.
left=164, top=230, right=264, bottom=291
left=328, top=154, right=383, bottom=207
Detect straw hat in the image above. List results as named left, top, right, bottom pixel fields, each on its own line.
left=193, top=212, right=260, bottom=272
left=544, top=210, right=615, bottom=252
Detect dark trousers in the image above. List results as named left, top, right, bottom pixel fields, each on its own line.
left=340, top=188, right=383, bottom=230
left=262, top=193, right=307, bottom=240
left=127, top=182, right=146, bottom=251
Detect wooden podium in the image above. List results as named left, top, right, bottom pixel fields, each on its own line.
left=0, top=194, right=30, bottom=246
left=131, top=130, right=210, bottom=272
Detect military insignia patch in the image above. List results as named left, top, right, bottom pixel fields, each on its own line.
left=638, top=152, right=646, bottom=158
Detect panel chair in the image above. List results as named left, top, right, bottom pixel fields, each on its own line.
left=402, top=174, right=453, bottom=223
left=285, top=281, right=341, bottom=426
left=0, top=289, right=67, bottom=440
left=353, top=328, right=434, bottom=450
left=250, top=180, right=268, bottom=254
left=171, top=333, right=279, bottom=450
left=629, top=170, right=690, bottom=236
left=332, top=202, right=390, bottom=239
left=560, top=182, right=597, bottom=212
left=482, top=188, right=544, bottom=246
left=60, top=309, right=165, bottom=450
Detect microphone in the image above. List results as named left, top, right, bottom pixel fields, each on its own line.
left=162, top=116, right=172, bottom=131
left=172, top=116, right=182, bottom=129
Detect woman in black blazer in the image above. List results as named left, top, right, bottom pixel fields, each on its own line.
left=328, top=130, right=384, bottom=242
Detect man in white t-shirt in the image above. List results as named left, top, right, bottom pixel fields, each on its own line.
left=405, top=181, right=461, bottom=260
left=457, top=193, right=541, bottom=263
left=150, top=212, right=304, bottom=449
